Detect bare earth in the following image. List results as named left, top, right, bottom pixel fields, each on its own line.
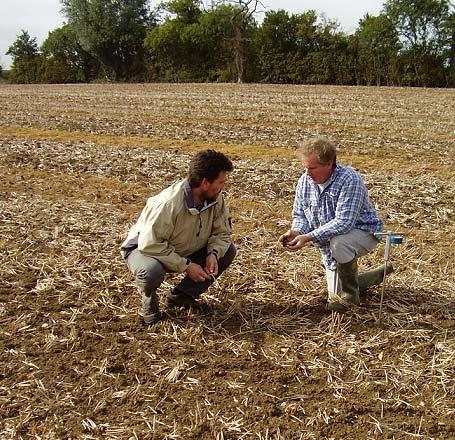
left=0, top=83, right=454, bottom=439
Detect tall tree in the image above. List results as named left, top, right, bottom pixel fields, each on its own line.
left=145, top=0, right=259, bottom=82
left=61, top=0, right=152, bottom=80
left=286, top=9, right=319, bottom=83
left=159, top=0, right=202, bottom=23
left=198, top=6, right=239, bottom=81
left=286, top=11, right=352, bottom=85
left=6, top=30, right=42, bottom=83
left=144, top=0, right=209, bottom=80
left=383, top=0, right=452, bottom=86
left=223, top=0, right=260, bottom=83
left=356, top=14, right=401, bottom=85
left=255, top=9, right=297, bottom=83
left=448, top=12, right=455, bottom=86
left=41, top=24, right=97, bottom=83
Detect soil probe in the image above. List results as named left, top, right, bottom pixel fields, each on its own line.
left=373, top=231, right=403, bottom=322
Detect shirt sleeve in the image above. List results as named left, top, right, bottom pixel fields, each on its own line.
left=309, top=173, right=367, bottom=244
left=207, top=194, right=233, bottom=259
left=291, top=176, right=311, bottom=234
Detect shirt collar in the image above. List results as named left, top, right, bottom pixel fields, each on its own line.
left=325, top=163, right=340, bottom=187
left=308, top=163, right=339, bottom=188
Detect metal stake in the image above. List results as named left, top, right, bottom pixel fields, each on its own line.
left=374, top=232, right=403, bottom=322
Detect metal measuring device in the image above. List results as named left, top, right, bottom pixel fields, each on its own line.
left=374, top=231, right=404, bottom=321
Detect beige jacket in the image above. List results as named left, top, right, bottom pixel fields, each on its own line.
left=121, top=179, right=233, bottom=272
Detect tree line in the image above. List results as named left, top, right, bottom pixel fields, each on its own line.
left=4, top=0, right=455, bottom=87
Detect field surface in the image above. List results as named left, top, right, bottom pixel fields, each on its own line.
left=1, top=83, right=454, bottom=439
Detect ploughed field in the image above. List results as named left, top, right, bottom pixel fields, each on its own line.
left=0, top=83, right=454, bottom=439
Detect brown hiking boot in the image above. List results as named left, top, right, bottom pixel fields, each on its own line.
left=165, top=289, right=213, bottom=314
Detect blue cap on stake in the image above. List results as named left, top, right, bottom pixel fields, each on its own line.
left=390, top=235, right=403, bottom=245
left=374, top=232, right=404, bottom=245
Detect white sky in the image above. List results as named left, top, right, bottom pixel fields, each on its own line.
left=0, top=0, right=385, bottom=69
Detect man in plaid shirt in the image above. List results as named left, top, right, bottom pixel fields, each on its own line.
left=279, top=137, right=392, bottom=312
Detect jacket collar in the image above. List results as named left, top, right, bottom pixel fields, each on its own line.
left=183, top=179, right=218, bottom=214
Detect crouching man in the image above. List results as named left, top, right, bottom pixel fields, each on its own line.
left=279, top=137, right=392, bottom=313
left=121, top=149, right=236, bottom=325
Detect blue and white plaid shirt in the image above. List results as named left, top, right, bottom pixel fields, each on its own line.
left=291, top=163, right=383, bottom=269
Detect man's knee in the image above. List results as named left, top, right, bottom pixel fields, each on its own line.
left=330, top=230, right=378, bottom=264
left=219, top=243, right=236, bottom=271
left=128, top=254, right=166, bottom=291
left=330, top=235, right=355, bottom=264
left=136, top=265, right=164, bottom=285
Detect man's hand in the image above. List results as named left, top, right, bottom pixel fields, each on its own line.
left=279, top=229, right=300, bottom=247
left=205, top=253, right=219, bottom=277
left=186, top=262, right=212, bottom=282
left=286, top=234, right=312, bottom=251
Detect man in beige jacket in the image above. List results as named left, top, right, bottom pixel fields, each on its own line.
left=121, top=150, right=236, bottom=325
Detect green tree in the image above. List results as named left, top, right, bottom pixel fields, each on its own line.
left=198, top=6, right=239, bottom=81
left=448, top=12, right=455, bottom=86
left=356, top=14, right=401, bottom=85
left=41, top=24, right=97, bottom=83
left=287, top=11, right=352, bottom=85
left=61, top=0, right=151, bottom=80
left=6, top=30, right=42, bottom=83
left=255, top=9, right=297, bottom=83
left=284, top=10, right=318, bottom=83
left=145, top=0, right=257, bottom=82
left=159, top=0, right=202, bottom=23
left=144, top=0, right=209, bottom=80
left=218, top=0, right=259, bottom=83
left=383, top=0, right=452, bottom=86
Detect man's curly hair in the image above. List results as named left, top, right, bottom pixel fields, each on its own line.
left=188, top=150, right=233, bottom=187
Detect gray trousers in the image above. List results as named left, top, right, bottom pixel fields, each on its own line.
left=125, top=244, right=236, bottom=301
left=326, top=229, right=379, bottom=295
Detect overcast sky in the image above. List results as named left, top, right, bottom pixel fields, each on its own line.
left=0, top=0, right=385, bottom=69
